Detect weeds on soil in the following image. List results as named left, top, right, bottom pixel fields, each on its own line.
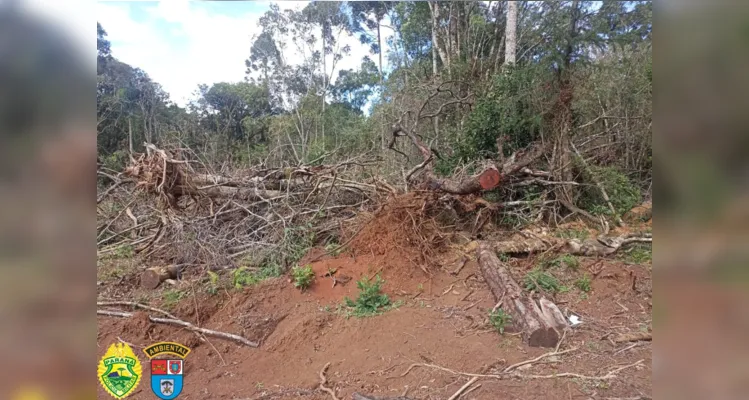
left=544, top=254, right=579, bottom=271
left=575, top=274, right=592, bottom=293
left=291, top=264, right=315, bottom=290
left=162, top=289, right=186, bottom=309
left=620, top=243, right=652, bottom=264
left=524, top=268, right=567, bottom=293
left=489, top=308, right=512, bottom=335
left=342, top=275, right=400, bottom=318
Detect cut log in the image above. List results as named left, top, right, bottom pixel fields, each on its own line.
left=477, top=241, right=567, bottom=348
left=141, top=265, right=180, bottom=289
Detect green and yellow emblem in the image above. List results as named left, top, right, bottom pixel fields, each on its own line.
left=98, top=342, right=143, bottom=398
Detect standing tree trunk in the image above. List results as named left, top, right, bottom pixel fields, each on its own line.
left=504, top=0, right=518, bottom=67
left=377, top=21, right=386, bottom=150
left=428, top=2, right=450, bottom=72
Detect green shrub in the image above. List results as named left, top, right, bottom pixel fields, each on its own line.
left=524, top=268, right=566, bottom=293
left=206, top=271, right=220, bottom=295
left=291, top=264, right=315, bottom=290
left=162, top=289, right=186, bottom=309
left=575, top=274, right=592, bottom=293
left=488, top=308, right=512, bottom=335
left=343, top=275, right=393, bottom=317
left=579, top=166, right=641, bottom=216
left=546, top=254, right=579, bottom=271
left=232, top=267, right=259, bottom=289
left=620, top=243, right=652, bottom=264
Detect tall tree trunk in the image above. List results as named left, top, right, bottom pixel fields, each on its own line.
left=378, top=21, right=385, bottom=150
left=128, top=118, right=133, bottom=154
left=504, top=0, right=518, bottom=67
left=321, top=30, right=326, bottom=151
left=428, top=2, right=450, bottom=72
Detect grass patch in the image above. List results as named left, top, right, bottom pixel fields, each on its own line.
left=342, top=275, right=400, bottom=318
left=291, top=264, right=315, bottom=290
left=488, top=308, right=512, bottom=335
left=544, top=254, right=579, bottom=271
left=524, top=268, right=567, bottom=293
left=619, top=243, right=652, bottom=264
left=574, top=274, right=592, bottom=293
left=162, top=289, right=186, bottom=309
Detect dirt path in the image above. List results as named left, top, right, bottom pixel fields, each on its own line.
left=97, top=248, right=652, bottom=400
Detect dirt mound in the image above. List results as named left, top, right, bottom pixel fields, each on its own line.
left=348, top=192, right=450, bottom=269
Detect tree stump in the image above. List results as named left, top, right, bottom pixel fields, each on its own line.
left=141, top=265, right=180, bottom=289
left=476, top=241, right=567, bottom=347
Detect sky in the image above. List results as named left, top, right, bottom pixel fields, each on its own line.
left=96, top=0, right=394, bottom=108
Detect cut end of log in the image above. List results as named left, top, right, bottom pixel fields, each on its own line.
left=141, top=265, right=179, bottom=289
left=527, top=327, right=561, bottom=348
left=478, top=168, right=501, bottom=190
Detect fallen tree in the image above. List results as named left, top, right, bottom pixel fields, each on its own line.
left=487, top=232, right=652, bottom=257
left=476, top=241, right=568, bottom=348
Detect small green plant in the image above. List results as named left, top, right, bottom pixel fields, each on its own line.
left=417, top=283, right=424, bottom=292
left=206, top=271, right=220, bottom=295
left=324, top=241, right=342, bottom=256
left=162, top=289, right=185, bottom=309
left=544, top=254, right=579, bottom=271
left=232, top=267, right=259, bottom=289
left=343, top=275, right=392, bottom=317
left=524, top=268, right=564, bottom=293
left=291, top=264, right=315, bottom=290
left=488, top=308, right=512, bottom=335
left=498, top=252, right=511, bottom=262
left=575, top=274, right=592, bottom=293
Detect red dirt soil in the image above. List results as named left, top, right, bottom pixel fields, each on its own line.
left=98, top=244, right=652, bottom=399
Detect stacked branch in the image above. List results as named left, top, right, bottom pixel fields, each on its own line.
left=98, top=143, right=391, bottom=272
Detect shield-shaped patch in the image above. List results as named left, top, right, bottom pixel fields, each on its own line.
left=151, top=359, right=183, bottom=399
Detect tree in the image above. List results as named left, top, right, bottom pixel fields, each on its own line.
left=349, top=1, right=393, bottom=83
left=504, top=1, right=518, bottom=66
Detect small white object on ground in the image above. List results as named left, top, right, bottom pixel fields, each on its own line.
left=568, top=314, right=582, bottom=325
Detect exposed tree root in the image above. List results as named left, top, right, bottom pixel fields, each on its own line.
left=318, top=362, right=340, bottom=400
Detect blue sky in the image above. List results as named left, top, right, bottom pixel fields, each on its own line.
left=97, top=1, right=393, bottom=107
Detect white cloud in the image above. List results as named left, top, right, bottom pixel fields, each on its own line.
left=98, top=0, right=263, bottom=106
left=97, top=0, right=391, bottom=108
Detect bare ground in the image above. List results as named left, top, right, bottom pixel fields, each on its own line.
left=97, top=239, right=652, bottom=400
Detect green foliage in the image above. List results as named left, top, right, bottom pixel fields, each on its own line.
left=488, top=308, right=512, bottom=335
left=232, top=267, right=259, bottom=289
left=579, top=166, right=642, bottom=217
left=291, top=264, right=315, bottom=290
left=106, top=244, right=134, bottom=260
left=206, top=271, right=220, bottom=295
left=455, top=66, right=547, bottom=163
left=162, top=289, right=186, bottom=309
left=575, top=274, right=592, bottom=293
left=620, top=243, right=652, bottom=264
left=524, top=268, right=565, bottom=293
left=100, top=150, right=129, bottom=173
left=343, top=275, right=393, bottom=317
left=545, top=254, right=579, bottom=271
